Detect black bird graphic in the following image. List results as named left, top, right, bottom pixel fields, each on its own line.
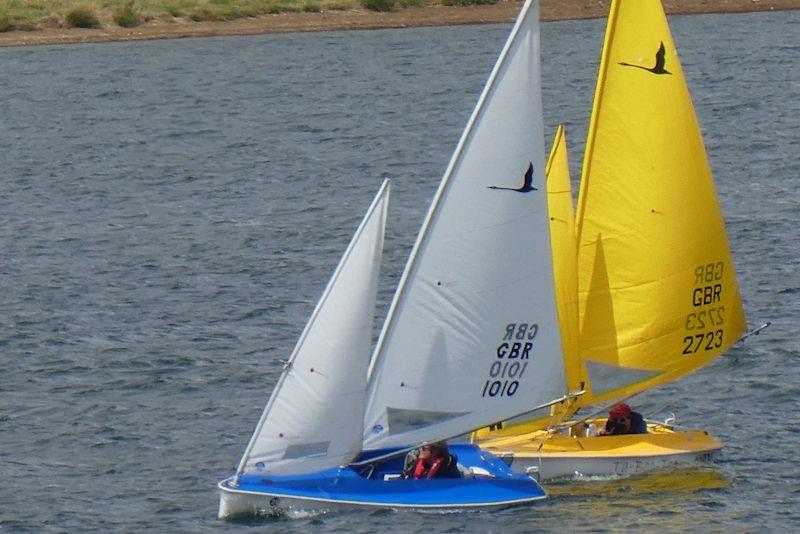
left=619, top=41, right=671, bottom=75
left=488, top=162, right=537, bottom=192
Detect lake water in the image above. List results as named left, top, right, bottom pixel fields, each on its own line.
left=1, top=9, right=798, bottom=532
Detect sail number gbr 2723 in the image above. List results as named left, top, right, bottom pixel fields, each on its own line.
left=683, top=262, right=726, bottom=355
left=481, top=323, right=536, bottom=397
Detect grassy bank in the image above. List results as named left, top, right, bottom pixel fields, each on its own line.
left=1, top=0, right=798, bottom=47
left=0, top=0, right=500, bottom=32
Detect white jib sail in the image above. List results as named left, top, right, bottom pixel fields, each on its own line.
left=237, top=180, right=390, bottom=476
left=362, top=0, right=566, bottom=451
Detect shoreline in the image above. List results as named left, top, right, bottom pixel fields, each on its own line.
left=1, top=0, right=798, bottom=48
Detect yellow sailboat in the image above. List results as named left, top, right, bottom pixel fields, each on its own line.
left=475, top=0, right=750, bottom=480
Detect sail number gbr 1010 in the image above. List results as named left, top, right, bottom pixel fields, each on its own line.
left=481, top=322, right=536, bottom=398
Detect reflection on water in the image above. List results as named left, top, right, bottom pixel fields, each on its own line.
left=547, top=467, right=732, bottom=498
left=541, top=469, right=733, bottom=531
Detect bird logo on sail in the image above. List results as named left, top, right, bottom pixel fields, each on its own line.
left=619, top=41, right=671, bottom=75
left=488, top=162, right=537, bottom=192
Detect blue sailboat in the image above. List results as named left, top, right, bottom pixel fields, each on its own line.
left=218, top=0, right=569, bottom=518
left=220, top=445, right=546, bottom=517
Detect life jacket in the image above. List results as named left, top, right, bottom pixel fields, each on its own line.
left=413, top=456, right=444, bottom=479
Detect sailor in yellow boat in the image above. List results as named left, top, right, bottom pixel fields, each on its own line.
left=598, top=403, right=648, bottom=436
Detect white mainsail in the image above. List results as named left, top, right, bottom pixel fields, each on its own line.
left=362, top=0, right=566, bottom=450
left=237, top=180, right=390, bottom=476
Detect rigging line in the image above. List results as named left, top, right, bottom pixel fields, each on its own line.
left=644, top=418, right=695, bottom=431
left=643, top=399, right=676, bottom=421
left=735, top=321, right=771, bottom=344
left=567, top=393, right=642, bottom=429
left=539, top=389, right=587, bottom=435
left=350, top=390, right=584, bottom=468
left=542, top=389, right=586, bottom=433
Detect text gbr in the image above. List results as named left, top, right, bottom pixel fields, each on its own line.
left=683, top=262, right=726, bottom=354
left=481, top=323, right=537, bottom=398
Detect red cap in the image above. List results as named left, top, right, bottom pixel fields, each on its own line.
left=609, top=403, right=631, bottom=419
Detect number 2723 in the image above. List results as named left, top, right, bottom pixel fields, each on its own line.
left=682, top=330, right=723, bottom=354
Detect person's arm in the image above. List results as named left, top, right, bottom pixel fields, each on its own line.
left=402, top=450, right=419, bottom=478
left=632, top=413, right=648, bottom=434
left=597, top=418, right=613, bottom=436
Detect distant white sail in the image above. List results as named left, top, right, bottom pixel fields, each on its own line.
left=239, top=180, right=390, bottom=476
left=362, top=0, right=566, bottom=450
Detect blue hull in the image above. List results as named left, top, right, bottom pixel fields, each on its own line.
left=218, top=444, right=545, bottom=518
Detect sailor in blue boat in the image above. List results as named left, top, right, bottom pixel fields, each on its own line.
left=402, top=442, right=462, bottom=479
left=598, top=403, right=648, bottom=436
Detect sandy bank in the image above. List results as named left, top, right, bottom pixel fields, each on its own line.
left=1, top=0, right=798, bottom=48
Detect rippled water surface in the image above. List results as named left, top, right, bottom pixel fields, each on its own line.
left=1, top=10, right=798, bottom=532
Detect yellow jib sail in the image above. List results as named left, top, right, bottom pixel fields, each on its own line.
left=574, top=0, right=747, bottom=407
left=546, top=125, right=586, bottom=410
left=474, top=125, right=584, bottom=439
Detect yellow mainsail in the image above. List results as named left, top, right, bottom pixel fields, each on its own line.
left=574, top=0, right=746, bottom=407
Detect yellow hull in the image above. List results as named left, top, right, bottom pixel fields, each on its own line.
left=476, top=420, right=722, bottom=481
